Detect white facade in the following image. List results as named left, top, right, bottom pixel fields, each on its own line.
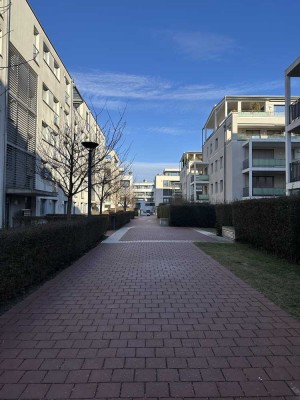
left=202, top=96, right=300, bottom=203
left=285, top=57, right=300, bottom=194
left=180, top=152, right=209, bottom=202
left=133, top=181, right=155, bottom=213
left=154, top=168, right=180, bottom=206
left=0, top=0, right=106, bottom=227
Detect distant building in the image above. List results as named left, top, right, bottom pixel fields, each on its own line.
left=180, top=152, right=209, bottom=202
left=133, top=180, right=155, bottom=214
left=154, top=168, right=181, bottom=206
left=202, top=95, right=300, bottom=203
left=285, top=57, right=300, bottom=194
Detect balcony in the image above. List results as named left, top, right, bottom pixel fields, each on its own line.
left=191, top=174, right=209, bottom=182
left=232, top=133, right=285, bottom=141
left=243, top=158, right=285, bottom=169
left=53, top=113, right=60, bottom=127
left=238, top=111, right=285, bottom=117
left=291, top=160, right=300, bottom=182
left=243, top=187, right=285, bottom=197
left=290, top=98, right=300, bottom=123
left=196, top=194, right=209, bottom=201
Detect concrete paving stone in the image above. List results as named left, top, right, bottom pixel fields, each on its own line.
left=0, top=217, right=299, bottom=399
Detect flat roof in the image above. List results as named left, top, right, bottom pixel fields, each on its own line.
left=285, top=56, right=300, bottom=77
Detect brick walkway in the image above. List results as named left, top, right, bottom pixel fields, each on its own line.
left=0, top=216, right=299, bottom=399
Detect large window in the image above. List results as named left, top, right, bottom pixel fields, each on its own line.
left=253, top=176, right=274, bottom=188
left=163, top=189, right=172, bottom=196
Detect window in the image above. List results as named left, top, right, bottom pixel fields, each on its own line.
left=54, top=60, right=60, bottom=80
left=163, top=198, right=171, bottom=204
left=215, top=182, right=218, bottom=193
left=163, top=180, right=170, bottom=187
left=33, top=27, right=39, bottom=62
left=210, top=163, right=213, bottom=174
left=65, top=77, right=70, bottom=105
left=215, top=160, right=218, bottom=171
left=220, top=156, right=223, bottom=169
left=215, top=137, right=218, bottom=150
left=40, top=199, right=46, bottom=216
left=210, top=183, right=213, bottom=194
left=246, top=130, right=260, bottom=138
left=85, top=111, right=89, bottom=131
left=253, top=176, right=274, bottom=188
left=210, top=143, right=212, bottom=154
left=220, top=180, right=223, bottom=192
left=42, top=84, right=49, bottom=104
left=163, top=189, right=172, bottom=196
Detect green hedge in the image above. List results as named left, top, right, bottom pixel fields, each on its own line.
left=157, top=205, right=170, bottom=219
left=232, top=196, right=300, bottom=262
left=215, top=204, right=233, bottom=235
left=157, top=204, right=215, bottom=227
left=108, top=211, right=134, bottom=230
left=0, top=216, right=108, bottom=304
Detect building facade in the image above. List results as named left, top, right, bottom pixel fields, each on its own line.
left=0, top=0, right=107, bottom=227
left=133, top=180, right=155, bottom=214
left=180, top=152, right=209, bottom=202
left=202, top=96, right=300, bottom=203
left=154, top=168, right=181, bottom=206
left=285, top=57, right=300, bottom=194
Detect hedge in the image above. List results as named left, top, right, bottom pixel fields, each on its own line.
left=108, top=211, right=135, bottom=230
left=232, top=196, right=300, bottom=263
left=0, top=216, right=108, bottom=304
left=215, top=203, right=233, bottom=235
left=157, top=204, right=216, bottom=228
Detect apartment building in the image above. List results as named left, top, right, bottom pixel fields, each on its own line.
left=154, top=168, right=181, bottom=206
left=0, top=0, right=104, bottom=227
left=180, top=152, right=209, bottom=202
left=285, top=57, right=300, bottom=194
left=202, top=96, right=300, bottom=203
left=133, top=180, right=155, bottom=214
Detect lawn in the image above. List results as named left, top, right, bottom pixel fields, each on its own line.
left=195, top=242, right=300, bottom=320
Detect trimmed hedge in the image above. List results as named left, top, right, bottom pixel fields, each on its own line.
left=215, top=204, right=233, bottom=235
left=0, top=216, right=108, bottom=304
left=232, top=196, right=300, bottom=263
left=157, top=204, right=216, bottom=228
left=108, top=211, right=135, bottom=230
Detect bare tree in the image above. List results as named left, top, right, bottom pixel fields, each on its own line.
left=37, top=106, right=127, bottom=219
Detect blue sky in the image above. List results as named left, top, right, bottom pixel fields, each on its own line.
left=29, top=0, right=300, bottom=181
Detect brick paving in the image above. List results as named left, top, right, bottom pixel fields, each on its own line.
left=0, top=216, right=299, bottom=399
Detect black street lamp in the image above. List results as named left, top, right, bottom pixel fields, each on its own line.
left=82, top=141, right=99, bottom=217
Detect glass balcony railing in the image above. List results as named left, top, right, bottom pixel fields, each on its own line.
left=290, top=98, right=300, bottom=123
left=243, top=158, right=285, bottom=169
left=196, top=194, right=209, bottom=201
left=191, top=174, right=209, bottom=182
left=291, top=160, right=300, bottom=182
left=238, top=111, right=285, bottom=117
left=232, top=133, right=285, bottom=141
left=243, top=187, right=285, bottom=196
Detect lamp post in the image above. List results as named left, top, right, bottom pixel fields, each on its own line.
left=82, top=141, right=99, bottom=217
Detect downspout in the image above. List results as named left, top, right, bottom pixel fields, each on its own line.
left=2, top=0, right=11, bottom=227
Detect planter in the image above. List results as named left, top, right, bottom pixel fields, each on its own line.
left=160, top=218, right=169, bottom=226
left=222, top=226, right=237, bottom=240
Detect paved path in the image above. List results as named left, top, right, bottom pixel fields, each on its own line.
left=0, top=216, right=299, bottom=399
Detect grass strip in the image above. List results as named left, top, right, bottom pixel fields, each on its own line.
left=195, top=242, right=300, bottom=320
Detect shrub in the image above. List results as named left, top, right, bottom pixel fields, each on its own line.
left=215, top=203, right=233, bottom=235
left=157, top=205, right=170, bottom=219
left=232, top=196, right=300, bottom=263
left=0, top=216, right=108, bottom=304
left=108, top=211, right=134, bottom=230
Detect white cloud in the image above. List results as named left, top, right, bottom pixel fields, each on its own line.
left=72, top=70, right=283, bottom=110
left=168, top=31, right=239, bottom=60
left=132, top=161, right=179, bottom=182
left=145, top=126, right=195, bottom=137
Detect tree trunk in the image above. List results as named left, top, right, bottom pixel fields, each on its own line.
left=100, top=199, right=104, bottom=215
left=67, top=196, right=73, bottom=220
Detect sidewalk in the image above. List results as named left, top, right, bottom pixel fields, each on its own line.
left=0, top=216, right=299, bottom=399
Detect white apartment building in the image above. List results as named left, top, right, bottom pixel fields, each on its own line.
left=285, top=57, right=300, bottom=194
left=180, top=152, right=209, bottom=202
left=202, top=96, right=300, bottom=203
left=154, top=168, right=181, bottom=206
left=0, top=0, right=105, bottom=227
left=133, top=181, right=155, bottom=214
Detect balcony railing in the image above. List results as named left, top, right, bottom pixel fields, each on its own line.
left=243, top=187, right=285, bottom=197
left=232, top=133, right=285, bottom=141
left=196, top=194, right=209, bottom=201
left=243, top=158, right=285, bottom=169
left=191, top=174, right=209, bottom=182
left=290, top=98, right=300, bottom=123
left=238, top=111, right=285, bottom=117
left=291, top=160, right=300, bottom=182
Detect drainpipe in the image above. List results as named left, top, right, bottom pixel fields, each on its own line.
left=1, top=0, right=11, bottom=228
